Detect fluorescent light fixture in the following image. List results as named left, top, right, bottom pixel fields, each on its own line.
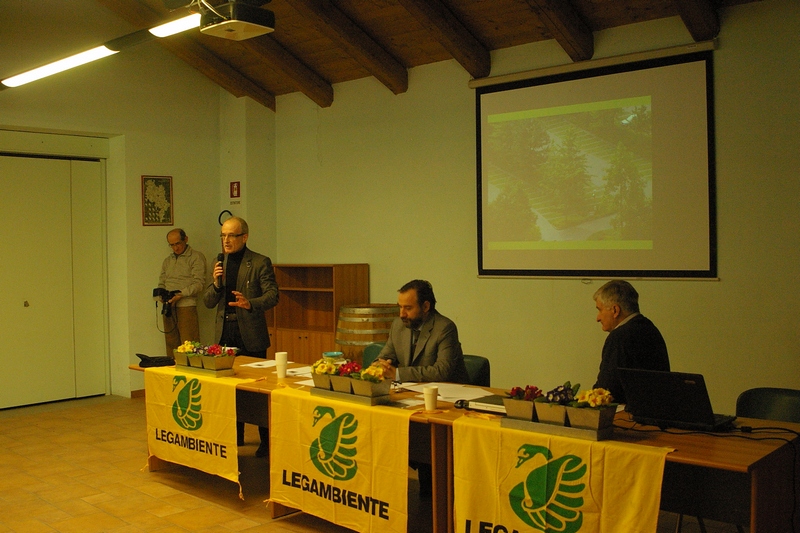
left=149, top=13, right=201, bottom=37
left=1, top=13, right=200, bottom=88
left=2, top=46, right=117, bottom=88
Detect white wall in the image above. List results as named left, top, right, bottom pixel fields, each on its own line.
left=274, top=0, right=800, bottom=412
left=0, top=41, right=224, bottom=395
left=0, top=0, right=796, bottom=412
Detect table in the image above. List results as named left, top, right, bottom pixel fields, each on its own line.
left=133, top=358, right=452, bottom=531
left=614, top=413, right=800, bottom=533
left=423, top=407, right=800, bottom=533
left=134, top=360, right=800, bottom=533
left=231, top=358, right=452, bottom=531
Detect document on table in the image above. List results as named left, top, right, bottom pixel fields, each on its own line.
left=287, top=366, right=312, bottom=377
left=240, top=360, right=277, bottom=368
left=399, top=382, right=492, bottom=403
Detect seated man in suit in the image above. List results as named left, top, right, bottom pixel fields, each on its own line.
left=377, top=279, right=468, bottom=498
left=593, top=280, right=670, bottom=404
left=376, top=279, right=469, bottom=383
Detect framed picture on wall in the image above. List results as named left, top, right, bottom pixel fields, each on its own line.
left=141, top=175, right=173, bottom=226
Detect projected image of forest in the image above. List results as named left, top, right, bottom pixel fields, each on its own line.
left=483, top=97, right=653, bottom=249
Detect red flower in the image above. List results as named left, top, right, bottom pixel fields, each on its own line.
left=338, top=361, right=362, bottom=377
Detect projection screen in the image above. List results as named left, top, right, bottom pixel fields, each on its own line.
left=477, top=51, right=716, bottom=278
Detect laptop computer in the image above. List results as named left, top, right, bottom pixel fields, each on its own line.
left=618, top=368, right=736, bottom=431
left=464, top=394, right=507, bottom=414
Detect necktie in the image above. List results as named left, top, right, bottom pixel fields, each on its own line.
left=410, top=329, right=419, bottom=359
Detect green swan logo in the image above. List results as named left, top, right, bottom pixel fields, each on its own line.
left=508, top=444, right=586, bottom=532
left=309, top=406, right=358, bottom=480
left=171, top=375, right=203, bottom=431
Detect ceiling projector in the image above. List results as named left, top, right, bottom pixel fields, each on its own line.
left=199, top=0, right=274, bottom=41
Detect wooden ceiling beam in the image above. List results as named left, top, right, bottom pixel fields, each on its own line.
left=524, top=0, right=593, bottom=62
left=95, top=0, right=276, bottom=109
left=165, top=36, right=276, bottom=110
left=672, top=0, right=720, bottom=41
left=286, top=0, right=408, bottom=95
left=239, top=37, right=333, bottom=108
left=395, top=0, right=490, bottom=79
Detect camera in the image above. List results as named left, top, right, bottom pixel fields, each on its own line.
left=153, top=288, right=180, bottom=317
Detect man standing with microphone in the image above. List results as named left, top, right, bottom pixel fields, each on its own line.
left=204, top=216, right=279, bottom=457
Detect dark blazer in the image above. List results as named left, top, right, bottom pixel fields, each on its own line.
left=378, top=310, right=469, bottom=383
left=203, top=247, right=279, bottom=352
left=594, top=313, right=670, bottom=404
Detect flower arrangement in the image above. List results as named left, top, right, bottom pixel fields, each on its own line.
left=175, top=341, right=237, bottom=356
left=507, top=385, right=543, bottom=401
left=204, top=344, right=238, bottom=357
left=176, top=340, right=202, bottom=354
left=571, top=388, right=615, bottom=409
left=359, top=364, right=385, bottom=383
left=175, top=341, right=237, bottom=357
left=539, top=381, right=580, bottom=405
left=312, top=358, right=338, bottom=375
left=337, top=361, right=362, bottom=377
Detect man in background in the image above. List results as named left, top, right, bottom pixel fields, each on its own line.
left=204, top=216, right=279, bottom=457
left=593, top=280, right=670, bottom=403
left=376, top=279, right=469, bottom=383
left=158, top=228, right=206, bottom=355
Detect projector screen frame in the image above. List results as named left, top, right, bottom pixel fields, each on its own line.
left=476, top=51, right=717, bottom=279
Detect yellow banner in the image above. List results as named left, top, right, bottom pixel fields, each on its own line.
left=145, top=367, right=250, bottom=487
left=269, top=387, right=412, bottom=533
left=454, top=416, right=672, bottom=533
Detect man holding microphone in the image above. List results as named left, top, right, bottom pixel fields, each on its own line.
left=204, top=216, right=279, bottom=457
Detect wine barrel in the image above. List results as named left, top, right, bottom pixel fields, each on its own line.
left=335, top=303, right=399, bottom=364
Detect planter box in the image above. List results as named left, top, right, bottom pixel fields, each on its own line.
left=311, top=373, right=332, bottom=390
left=351, top=379, right=391, bottom=397
left=173, top=350, right=189, bottom=366
left=202, top=355, right=235, bottom=370
left=566, top=406, right=616, bottom=431
left=534, top=402, right=567, bottom=426
left=187, top=356, right=204, bottom=368
left=503, top=398, right=537, bottom=421
left=330, top=375, right=353, bottom=394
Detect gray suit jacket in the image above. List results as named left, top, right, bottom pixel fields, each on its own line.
left=378, top=311, right=469, bottom=383
left=203, top=248, right=279, bottom=352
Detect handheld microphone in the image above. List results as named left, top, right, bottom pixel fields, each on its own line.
left=216, top=253, right=224, bottom=287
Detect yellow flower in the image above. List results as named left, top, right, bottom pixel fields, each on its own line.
left=360, top=365, right=385, bottom=382
left=312, top=358, right=337, bottom=375
left=577, top=388, right=614, bottom=407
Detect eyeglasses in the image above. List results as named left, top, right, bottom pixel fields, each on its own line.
left=168, top=241, right=185, bottom=248
left=220, top=233, right=245, bottom=241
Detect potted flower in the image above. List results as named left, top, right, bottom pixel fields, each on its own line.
left=330, top=361, right=361, bottom=393
left=185, top=343, right=206, bottom=368
left=566, top=388, right=617, bottom=431
left=174, top=340, right=201, bottom=366
left=311, top=358, right=337, bottom=390
left=351, top=364, right=391, bottom=397
left=534, top=381, right=580, bottom=426
left=503, top=385, right=543, bottom=421
left=201, top=344, right=238, bottom=370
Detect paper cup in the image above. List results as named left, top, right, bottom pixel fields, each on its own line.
left=275, top=351, right=288, bottom=379
left=423, top=385, right=438, bottom=412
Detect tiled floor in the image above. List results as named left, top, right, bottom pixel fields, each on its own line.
left=0, top=396, right=745, bottom=532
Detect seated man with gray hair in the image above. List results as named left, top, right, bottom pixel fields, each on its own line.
left=593, top=280, right=670, bottom=404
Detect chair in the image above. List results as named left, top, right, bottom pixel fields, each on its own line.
left=362, top=342, right=385, bottom=367
left=676, top=387, right=800, bottom=533
left=735, top=387, right=800, bottom=422
left=463, top=354, right=491, bottom=387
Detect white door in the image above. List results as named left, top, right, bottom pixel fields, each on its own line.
left=0, top=155, right=106, bottom=408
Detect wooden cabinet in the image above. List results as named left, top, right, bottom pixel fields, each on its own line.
left=266, top=264, right=369, bottom=364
